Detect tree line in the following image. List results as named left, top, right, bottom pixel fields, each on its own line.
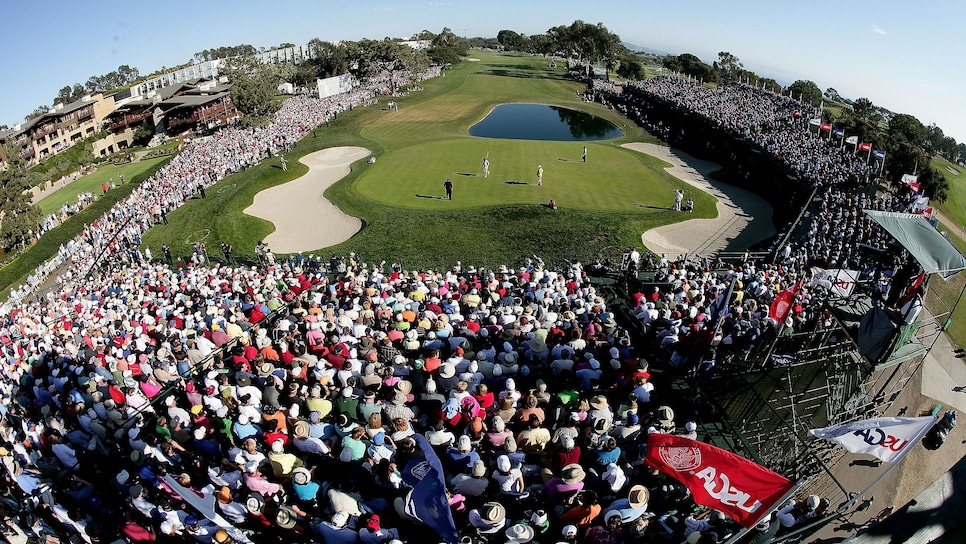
left=28, top=65, right=143, bottom=120
left=660, top=50, right=959, bottom=200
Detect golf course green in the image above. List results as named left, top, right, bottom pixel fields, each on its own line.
left=141, top=51, right=717, bottom=267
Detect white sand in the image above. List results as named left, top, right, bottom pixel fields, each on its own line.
left=622, top=143, right=776, bottom=256
left=244, top=147, right=370, bottom=254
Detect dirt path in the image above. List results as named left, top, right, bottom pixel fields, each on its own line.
left=243, top=147, right=371, bottom=254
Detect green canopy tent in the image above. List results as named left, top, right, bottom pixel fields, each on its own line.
left=864, top=210, right=966, bottom=279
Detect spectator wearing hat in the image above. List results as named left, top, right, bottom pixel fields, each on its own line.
left=243, top=462, right=282, bottom=498
left=292, top=419, right=329, bottom=456
left=305, top=385, right=333, bottom=420
left=545, top=433, right=582, bottom=478
left=559, top=524, right=579, bottom=543
left=381, top=388, right=416, bottom=423
left=336, top=387, right=361, bottom=422
left=575, top=358, right=602, bottom=390
left=612, top=412, right=642, bottom=444
left=445, top=434, right=480, bottom=470
left=545, top=462, right=585, bottom=501
left=777, top=495, right=826, bottom=528
left=231, top=411, right=260, bottom=442
left=631, top=375, right=655, bottom=405
left=584, top=509, right=624, bottom=544
left=450, top=459, right=489, bottom=497
left=314, top=510, right=358, bottom=544
left=358, top=513, right=398, bottom=544
left=292, top=466, right=321, bottom=505
left=469, top=502, right=507, bottom=535
left=588, top=394, right=614, bottom=425
left=505, top=522, right=536, bottom=544
left=680, top=421, right=699, bottom=440
left=267, top=438, right=304, bottom=478
left=492, top=454, right=527, bottom=498
left=128, top=484, right=156, bottom=518
left=275, top=504, right=303, bottom=531
left=605, top=484, right=650, bottom=523
left=215, top=486, right=248, bottom=525
left=366, top=432, right=395, bottom=464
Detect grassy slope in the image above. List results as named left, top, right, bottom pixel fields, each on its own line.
left=0, top=158, right=172, bottom=298
left=37, top=157, right=169, bottom=216
left=925, top=156, right=966, bottom=348
left=142, top=51, right=715, bottom=267
left=934, top=156, right=966, bottom=229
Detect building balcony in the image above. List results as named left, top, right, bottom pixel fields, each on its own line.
left=32, top=125, right=58, bottom=139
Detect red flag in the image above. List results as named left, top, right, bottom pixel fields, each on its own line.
left=899, top=272, right=926, bottom=309
left=819, top=123, right=832, bottom=131
left=858, top=142, right=872, bottom=152
left=769, top=280, right=801, bottom=323
left=645, top=434, right=795, bottom=528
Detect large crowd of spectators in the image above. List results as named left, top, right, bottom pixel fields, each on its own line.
left=622, top=76, right=872, bottom=187
left=0, top=67, right=929, bottom=544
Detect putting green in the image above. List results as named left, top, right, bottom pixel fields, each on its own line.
left=355, top=139, right=681, bottom=211
left=143, top=51, right=717, bottom=264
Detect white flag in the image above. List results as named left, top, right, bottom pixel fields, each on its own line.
left=809, top=416, right=935, bottom=462
left=845, top=135, right=858, bottom=145
left=910, top=195, right=929, bottom=213
left=901, top=174, right=919, bottom=185
left=810, top=268, right=859, bottom=297
left=809, top=118, right=821, bottom=126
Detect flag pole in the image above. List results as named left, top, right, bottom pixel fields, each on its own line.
left=721, top=481, right=803, bottom=544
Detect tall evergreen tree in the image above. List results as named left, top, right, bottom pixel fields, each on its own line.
left=0, top=143, right=42, bottom=249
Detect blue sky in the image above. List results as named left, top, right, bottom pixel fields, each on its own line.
left=2, top=0, right=964, bottom=144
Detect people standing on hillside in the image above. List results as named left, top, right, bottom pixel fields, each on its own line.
left=537, top=165, right=544, bottom=186
left=582, top=146, right=587, bottom=163
left=444, top=178, right=453, bottom=200
left=482, top=157, right=490, bottom=178
left=280, top=155, right=288, bottom=171
left=673, top=189, right=684, bottom=211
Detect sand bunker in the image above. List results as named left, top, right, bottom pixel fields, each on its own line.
left=244, top=147, right=370, bottom=254
left=947, top=166, right=960, bottom=176
left=622, top=143, right=775, bottom=256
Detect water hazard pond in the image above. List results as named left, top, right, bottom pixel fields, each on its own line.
left=469, top=103, right=624, bottom=141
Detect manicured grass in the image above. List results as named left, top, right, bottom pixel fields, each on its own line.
left=927, top=157, right=966, bottom=349
left=0, top=158, right=172, bottom=299
left=934, top=156, right=966, bottom=230
left=37, top=157, right=169, bottom=216
left=140, top=51, right=714, bottom=267
left=357, top=140, right=680, bottom=212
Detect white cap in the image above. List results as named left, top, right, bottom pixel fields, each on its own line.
left=807, top=495, right=820, bottom=510
left=685, top=421, right=697, bottom=432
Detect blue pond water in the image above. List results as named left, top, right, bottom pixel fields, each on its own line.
left=469, top=103, right=623, bottom=141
